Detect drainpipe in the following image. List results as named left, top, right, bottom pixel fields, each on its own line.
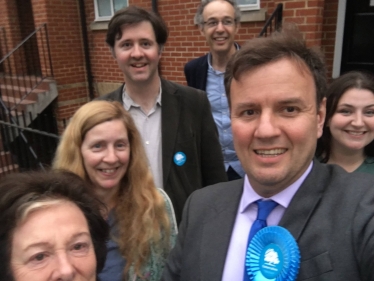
left=152, top=0, right=158, bottom=14
left=151, top=0, right=162, bottom=76
left=78, top=0, right=95, bottom=100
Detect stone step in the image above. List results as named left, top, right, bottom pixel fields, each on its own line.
left=0, top=83, right=47, bottom=101
left=0, top=75, right=53, bottom=91
left=0, top=164, right=19, bottom=177
left=1, top=95, right=37, bottom=111
left=0, top=150, right=12, bottom=166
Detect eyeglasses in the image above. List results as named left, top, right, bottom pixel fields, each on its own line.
left=203, top=18, right=236, bottom=28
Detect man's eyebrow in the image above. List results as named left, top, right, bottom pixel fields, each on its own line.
left=277, top=98, right=305, bottom=105
left=234, top=102, right=257, bottom=109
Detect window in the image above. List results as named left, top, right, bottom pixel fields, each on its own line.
left=94, top=0, right=128, bottom=21
left=236, top=0, right=260, bottom=11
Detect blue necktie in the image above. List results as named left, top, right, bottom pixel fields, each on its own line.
left=243, top=199, right=278, bottom=281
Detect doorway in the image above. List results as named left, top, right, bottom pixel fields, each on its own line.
left=340, top=0, right=374, bottom=75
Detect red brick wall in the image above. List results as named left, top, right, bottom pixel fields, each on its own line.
left=0, top=0, right=22, bottom=52
left=1, top=0, right=339, bottom=122
left=31, top=0, right=89, bottom=123
left=85, top=0, right=328, bottom=88
left=0, top=0, right=24, bottom=74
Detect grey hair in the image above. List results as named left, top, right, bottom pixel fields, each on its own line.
left=194, top=0, right=241, bottom=26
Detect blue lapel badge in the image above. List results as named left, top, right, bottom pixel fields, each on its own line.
left=174, top=152, right=186, bottom=166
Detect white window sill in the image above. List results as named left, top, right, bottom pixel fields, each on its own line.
left=90, top=8, right=267, bottom=31
left=240, top=8, right=266, bottom=22
left=90, top=21, right=109, bottom=31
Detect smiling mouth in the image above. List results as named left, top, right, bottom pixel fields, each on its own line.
left=214, top=37, right=226, bottom=42
left=345, top=131, right=366, bottom=136
left=254, top=149, right=287, bottom=157
left=100, top=168, right=118, bottom=174
left=131, top=63, right=147, bottom=68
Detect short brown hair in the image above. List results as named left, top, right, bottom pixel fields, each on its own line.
left=106, top=5, right=168, bottom=49
left=224, top=27, right=327, bottom=108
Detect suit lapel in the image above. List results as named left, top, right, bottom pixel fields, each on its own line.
left=161, top=79, right=181, bottom=185
left=200, top=180, right=244, bottom=281
left=279, top=161, right=328, bottom=240
left=113, top=84, right=124, bottom=102
left=199, top=55, right=208, bottom=91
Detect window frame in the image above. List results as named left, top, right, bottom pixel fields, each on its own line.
left=236, top=0, right=260, bottom=12
left=93, top=0, right=128, bottom=22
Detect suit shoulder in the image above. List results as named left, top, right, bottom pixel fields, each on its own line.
left=96, top=85, right=123, bottom=102
left=189, top=180, right=243, bottom=206
left=164, top=80, right=206, bottom=97
left=184, top=55, right=208, bottom=71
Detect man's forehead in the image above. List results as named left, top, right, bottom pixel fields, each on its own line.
left=235, top=58, right=315, bottom=87
left=203, top=0, right=235, bottom=17
left=115, top=21, right=155, bottom=40
left=230, top=58, right=317, bottom=103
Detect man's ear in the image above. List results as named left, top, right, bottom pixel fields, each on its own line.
left=158, top=44, right=164, bottom=56
left=317, top=97, right=326, bottom=138
left=199, top=25, right=205, bottom=37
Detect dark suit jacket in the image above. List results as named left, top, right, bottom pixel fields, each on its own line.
left=98, top=79, right=227, bottom=223
left=162, top=160, right=374, bottom=280
left=184, top=54, right=209, bottom=91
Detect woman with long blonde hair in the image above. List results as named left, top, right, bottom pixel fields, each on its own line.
left=53, top=100, right=177, bottom=281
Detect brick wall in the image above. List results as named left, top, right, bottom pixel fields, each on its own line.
left=31, top=0, right=89, bottom=125
left=0, top=0, right=24, bottom=74
left=1, top=0, right=340, bottom=123
left=86, top=0, right=329, bottom=89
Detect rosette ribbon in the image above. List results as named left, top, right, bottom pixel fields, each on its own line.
left=245, top=226, right=300, bottom=281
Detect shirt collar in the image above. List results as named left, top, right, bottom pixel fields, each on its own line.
left=122, top=80, right=162, bottom=110
left=239, top=161, right=313, bottom=213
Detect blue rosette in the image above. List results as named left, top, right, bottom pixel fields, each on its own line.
left=245, top=226, right=300, bottom=281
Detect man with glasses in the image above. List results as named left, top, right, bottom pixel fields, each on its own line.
left=184, top=0, right=244, bottom=181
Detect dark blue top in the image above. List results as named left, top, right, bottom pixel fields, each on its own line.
left=98, top=211, right=126, bottom=281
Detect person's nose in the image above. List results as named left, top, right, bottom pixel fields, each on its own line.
left=351, top=112, right=364, bottom=127
left=103, top=147, right=118, bottom=164
left=254, top=111, right=281, bottom=139
left=131, top=44, right=143, bottom=59
left=52, top=253, right=75, bottom=281
left=215, top=21, right=225, bottom=32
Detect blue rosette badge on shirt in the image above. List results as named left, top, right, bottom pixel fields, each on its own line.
left=245, top=226, right=300, bottom=281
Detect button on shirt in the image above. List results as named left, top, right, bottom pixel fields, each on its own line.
left=122, top=86, right=163, bottom=189
left=221, top=162, right=313, bottom=281
left=206, top=53, right=244, bottom=177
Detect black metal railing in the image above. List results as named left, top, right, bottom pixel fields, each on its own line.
left=259, top=3, right=283, bottom=37
left=0, top=102, right=60, bottom=178
left=0, top=26, right=8, bottom=72
left=0, top=23, right=53, bottom=111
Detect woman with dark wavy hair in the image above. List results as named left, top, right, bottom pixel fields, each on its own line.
left=53, top=100, right=177, bottom=281
left=316, top=71, right=374, bottom=173
left=0, top=170, right=109, bottom=281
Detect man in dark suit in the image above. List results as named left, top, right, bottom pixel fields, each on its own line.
left=162, top=29, right=374, bottom=280
left=99, top=6, right=227, bottom=224
left=184, top=0, right=244, bottom=181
